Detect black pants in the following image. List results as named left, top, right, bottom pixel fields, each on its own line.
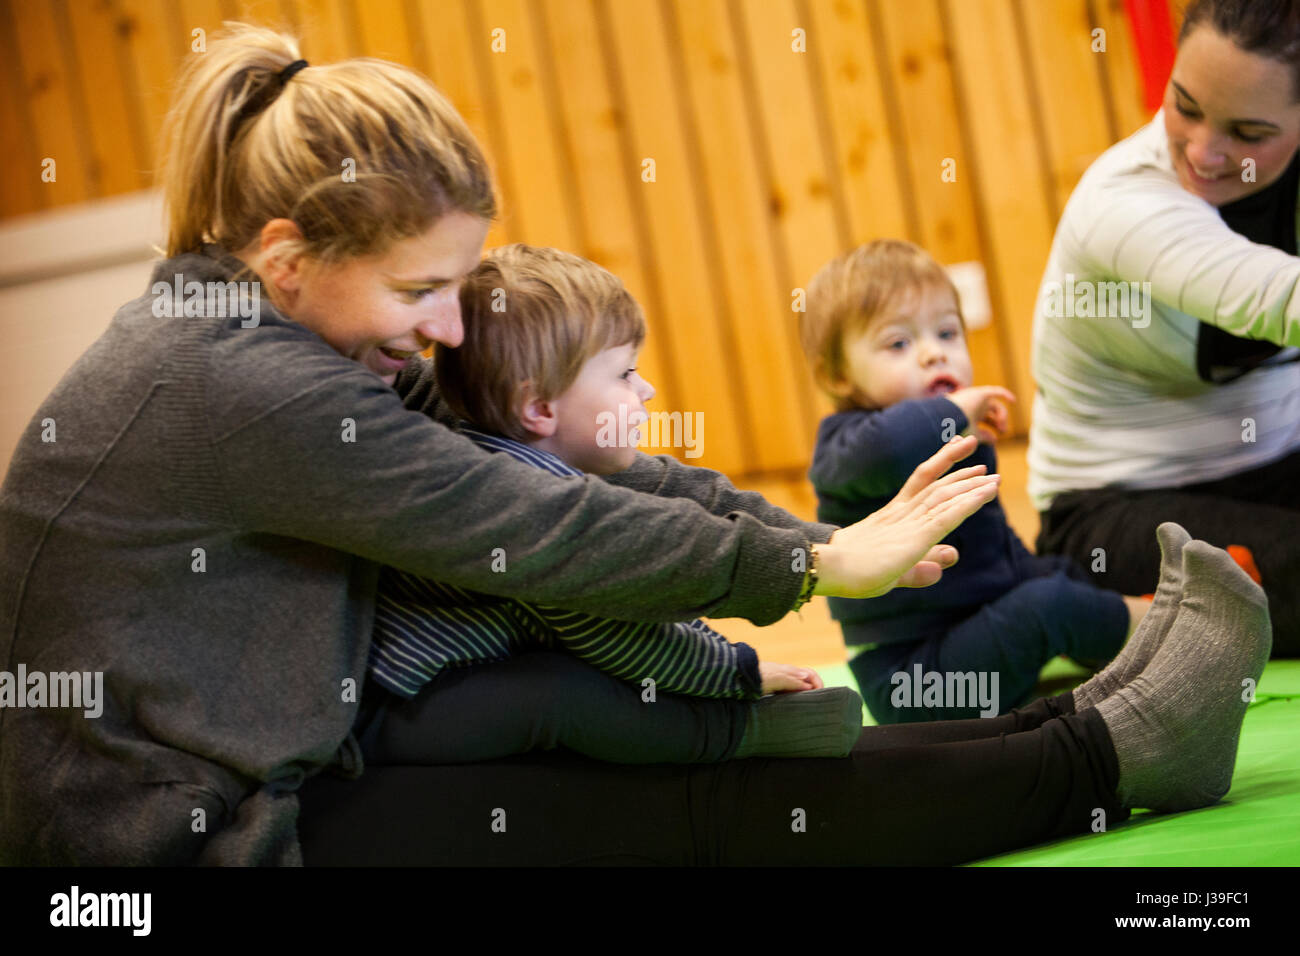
left=298, top=689, right=1127, bottom=865
left=1037, top=448, right=1300, bottom=656
left=357, top=652, right=748, bottom=765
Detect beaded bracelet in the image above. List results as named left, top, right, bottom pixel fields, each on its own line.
left=791, top=542, right=820, bottom=611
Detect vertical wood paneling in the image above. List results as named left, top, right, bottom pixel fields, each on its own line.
left=945, top=0, right=1056, bottom=431
left=475, top=0, right=579, bottom=254
left=231, top=0, right=295, bottom=28
left=670, top=0, right=802, bottom=471
left=352, top=0, right=417, bottom=67
left=873, top=0, right=1012, bottom=405
left=415, top=0, right=514, bottom=251
left=3, top=0, right=1158, bottom=473
left=538, top=0, right=683, bottom=440
left=730, top=0, right=849, bottom=464
left=0, top=0, right=46, bottom=217
left=1092, top=0, right=1152, bottom=138
left=287, top=0, right=355, bottom=62
left=602, top=0, right=746, bottom=473
left=115, top=0, right=186, bottom=175
left=807, top=0, right=911, bottom=246
left=176, top=0, right=230, bottom=41
left=10, top=0, right=94, bottom=204
left=1018, top=0, right=1115, bottom=220
left=66, top=0, right=150, bottom=195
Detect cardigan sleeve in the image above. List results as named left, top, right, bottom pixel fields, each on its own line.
left=1072, top=151, right=1300, bottom=347
left=603, top=452, right=837, bottom=540
left=212, top=340, right=808, bottom=627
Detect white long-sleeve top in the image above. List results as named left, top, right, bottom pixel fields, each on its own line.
left=1028, top=110, right=1300, bottom=512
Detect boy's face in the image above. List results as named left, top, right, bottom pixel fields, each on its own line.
left=529, top=342, right=656, bottom=475
left=831, top=284, right=972, bottom=411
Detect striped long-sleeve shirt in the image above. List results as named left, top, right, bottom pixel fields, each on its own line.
left=369, top=426, right=763, bottom=700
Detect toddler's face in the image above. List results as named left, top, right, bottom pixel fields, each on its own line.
left=539, top=342, right=656, bottom=475
left=833, top=284, right=972, bottom=411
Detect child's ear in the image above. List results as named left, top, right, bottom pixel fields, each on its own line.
left=516, top=383, right=558, bottom=439
left=815, top=359, right=855, bottom=401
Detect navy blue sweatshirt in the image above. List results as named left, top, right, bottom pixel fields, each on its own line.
left=809, top=397, right=1081, bottom=646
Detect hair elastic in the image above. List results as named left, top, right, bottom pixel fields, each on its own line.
left=278, top=59, right=309, bottom=84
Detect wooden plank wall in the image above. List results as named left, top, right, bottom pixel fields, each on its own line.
left=0, top=0, right=1154, bottom=478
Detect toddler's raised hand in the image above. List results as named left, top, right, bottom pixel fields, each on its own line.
left=948, top=386, right=1016, bottom=444
left=759, top=662, right=825, bottom=693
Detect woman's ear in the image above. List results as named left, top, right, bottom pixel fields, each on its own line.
left=257, top=219, right=307, bottom=302
left=516, top=382, right=559, bottom=439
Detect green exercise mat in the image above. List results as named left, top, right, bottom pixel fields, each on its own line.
left=816, top=658, right=1300, bottom=866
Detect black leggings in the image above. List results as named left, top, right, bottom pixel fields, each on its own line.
left=357, top=652, right=748, bottom=765
left=1037, top=447, right=1300, bottom=656
left=298, top=689, right=1127, bottom=865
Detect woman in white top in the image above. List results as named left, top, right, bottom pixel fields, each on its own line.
left=1031, top=0, right=1300, bottom=655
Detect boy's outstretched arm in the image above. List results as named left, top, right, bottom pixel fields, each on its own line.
left=603, top=451, right=837, bottom=540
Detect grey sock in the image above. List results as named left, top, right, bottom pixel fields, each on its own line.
left=1072, top=521, right=1191, bottom=710
left=733, top=686, right=863, bottom=759
left=1096, top=540, right=1271, bottom=812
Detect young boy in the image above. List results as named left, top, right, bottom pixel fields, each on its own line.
left=799, top=239, right=1151, bottom=724
left=359, top=244, right=862, bottom=765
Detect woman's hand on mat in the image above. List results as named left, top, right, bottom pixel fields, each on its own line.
left=949, top=386, right=1016, bottom=444
left=815, top=435, right=1000, bottom=599
left=760, top=662, right=824, bottom=693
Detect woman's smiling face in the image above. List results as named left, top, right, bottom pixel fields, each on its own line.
left=1163, top=25, right=1300, bottom=207
left=247, top=211, right=491, bottom=385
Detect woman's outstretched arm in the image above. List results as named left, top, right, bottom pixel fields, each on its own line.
left=1068, top=124, right=1300, bottom=346
left=224, top=346, right=996, bottom=625
left=602, top=453, right=834, bottom=536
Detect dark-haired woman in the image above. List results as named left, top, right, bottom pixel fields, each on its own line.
left=1032, top=0, right=1300, bottom=654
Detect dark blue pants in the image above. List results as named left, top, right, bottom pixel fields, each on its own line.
left=357, top=650, right=749, bottom=765
left=850, top=572, right=1129, bottom=724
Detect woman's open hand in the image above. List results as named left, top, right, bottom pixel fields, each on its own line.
left=814, top=434, right=999, bottom=599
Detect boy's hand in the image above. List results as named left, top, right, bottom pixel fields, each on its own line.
left=759, top=662, right=824, bottom=693
left=947, top=386, right=1016, bottom=444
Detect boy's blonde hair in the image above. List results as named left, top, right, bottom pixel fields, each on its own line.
left=158, top=22, right=495, bottom=265
left=437, top=244, right=646, bottom=440
left=800, top=239, right=965, bottom=407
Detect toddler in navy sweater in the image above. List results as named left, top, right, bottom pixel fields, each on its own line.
left=798, top=239, right=1150, bottom=723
